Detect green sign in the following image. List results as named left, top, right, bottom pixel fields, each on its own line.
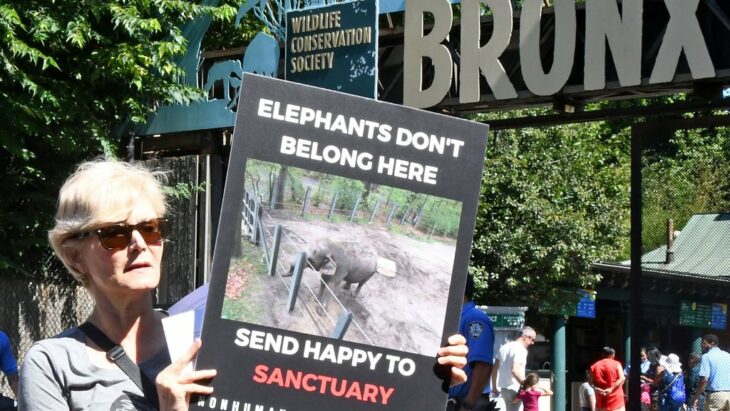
left=680, top=301, right=728, bottom=330
left=286, top=0, right=378, bottom=98
left=487, top=314, right=524, bottom=329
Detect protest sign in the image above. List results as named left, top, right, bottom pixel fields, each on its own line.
left=193, top=74, right=488, bottom=411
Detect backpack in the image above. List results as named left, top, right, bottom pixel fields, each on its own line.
left=666, top=374, right=686, bottom=405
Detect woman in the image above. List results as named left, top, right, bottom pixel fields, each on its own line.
left=638, top=347, right=652, bottom=411
left=653, top=353, right=685, bottom=411
left=19, top=159, right=467, bottom=410
left=643, top=347, right=663, bottom=411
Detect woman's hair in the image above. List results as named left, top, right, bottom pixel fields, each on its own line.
left=48, top=159, right=167, bottom=286
left=646, top=347, right=663, bottom=366
left=521, top=373, right=540, bottom=390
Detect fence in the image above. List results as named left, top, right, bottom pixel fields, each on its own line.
left=265, top=175, right=458, bottom=241
left=622, top=120, right=730, bottom=411
left=146, top=156, right=200, bottom=305
left=240, top=188, right=374, bottom=344
left=0, top=276, right=94, bottom=397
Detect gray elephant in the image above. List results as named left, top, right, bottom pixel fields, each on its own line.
left=203, top=60, right=243, bottom=109
left=287, top=238, right=378, bottom=303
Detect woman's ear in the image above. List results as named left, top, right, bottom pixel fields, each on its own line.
left=63, top=246, right=87, bottom=275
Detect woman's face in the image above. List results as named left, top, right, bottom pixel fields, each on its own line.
left=640, top=349, right=647, bottom=362
left=75, top=200, right=163, bottom=297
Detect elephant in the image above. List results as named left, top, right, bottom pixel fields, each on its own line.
left=202, top=33, right=279, bottom=111
left=203, top=60, right=243, bottom=109
left=242, top=32, right=280, bottom=78
left=286, top=238, right=378, bottom=303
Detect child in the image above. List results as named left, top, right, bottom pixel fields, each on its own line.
left=579, top=370, right=597, bottom=411
left=513, top=373, right=554, bottom=411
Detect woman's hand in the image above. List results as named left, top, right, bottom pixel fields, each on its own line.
left=156, top=339, right=217, bottom=411
left=436, top=334, right=468, bottom=386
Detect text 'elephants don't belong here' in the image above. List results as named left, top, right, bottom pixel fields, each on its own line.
left=257, top=98, right=467, bottom=185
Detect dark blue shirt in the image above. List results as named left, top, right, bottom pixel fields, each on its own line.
left=449, top=301, right=495, bottom=399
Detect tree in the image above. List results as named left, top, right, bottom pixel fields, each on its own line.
left=641, top=124, right=730, bottom=252
left=272, top=166, right=288, bottom=209
left=470, top=114, right=631, bottom=305
left=0, top=0, right=236, bottom=278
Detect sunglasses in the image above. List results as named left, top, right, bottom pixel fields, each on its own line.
left=70, top=218, right=167, bottom=251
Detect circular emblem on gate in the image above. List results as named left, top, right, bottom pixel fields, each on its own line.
left=467, top=321, right=484, bottom=339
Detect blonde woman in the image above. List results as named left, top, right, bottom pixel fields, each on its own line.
left=19, top=160, right=216, bottom=410
left=19, top=159, right=468, bottom=410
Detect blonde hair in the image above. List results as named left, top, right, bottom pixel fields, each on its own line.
left=48, top=159, right=167, bottom=286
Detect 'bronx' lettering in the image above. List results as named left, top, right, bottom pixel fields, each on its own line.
left=404, top=0, right=716, bottom=108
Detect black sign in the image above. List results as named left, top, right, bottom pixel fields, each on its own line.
left=193, top=75, right=488, bottom=411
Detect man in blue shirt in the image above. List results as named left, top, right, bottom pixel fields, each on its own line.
left=0, top=330, right=18, bottom=409
left=690, top=334, right=730, bottom=411
left=448, top=274, right=495, bottom=411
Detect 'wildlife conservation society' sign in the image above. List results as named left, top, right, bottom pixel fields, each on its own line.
left=286, top=0, right=378, bottom=98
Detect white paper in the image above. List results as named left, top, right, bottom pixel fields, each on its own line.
left=161, top=283, right=208, bottom=372
left=162, top=310, right=196, bottom=372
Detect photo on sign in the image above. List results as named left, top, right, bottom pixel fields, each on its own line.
left=221, top=159, right=462, bottom=356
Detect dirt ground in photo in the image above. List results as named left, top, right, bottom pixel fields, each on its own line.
left=223, top=212, right=456, bottom=356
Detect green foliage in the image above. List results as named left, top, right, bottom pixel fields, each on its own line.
left=310, top=174, right=333, bottom=207
left=203, top=0, right=267, bottom=50
left=470, top=116, right=631, bottom=305
left=0, top=0, right=236, bottom=278
left=641, top=126, right=730, bottom=252
left=417, top=198, right=461, bottom=238
left=286, top=167, right=307, bottom=204
left=332, top=176, right=364, bottom=209
left=163, top=182, right=204, bottom=201
left=243, top=159, right=278, bottom=201
left=381, top=186, right=410, bottom=207
left=241, top=160, right=461, bottom=239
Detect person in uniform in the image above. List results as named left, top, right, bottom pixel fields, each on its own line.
left=448, top=273, right=495, bottom=411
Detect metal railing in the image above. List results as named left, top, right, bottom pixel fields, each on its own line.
left=240, top=189, right=374, bottom=344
